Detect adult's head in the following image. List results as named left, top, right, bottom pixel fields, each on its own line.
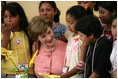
left=75, top=15, right=103, bottom=43
left=39, top=1, right=60, bottom=22
left=28, top=16, right=55, bottom=47
left=77, top=1, right=96, bottom=11
left=66, top=5, right=93, bottom=32
left=98, top=1, right=117, bottom=25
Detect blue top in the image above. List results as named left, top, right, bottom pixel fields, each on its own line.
left=52, top=23, right=66, bottom=39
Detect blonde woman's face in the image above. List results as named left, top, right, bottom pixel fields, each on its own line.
left=37, top=27, right=55, bottom=47
left=39, top=2, right=57, bottom=21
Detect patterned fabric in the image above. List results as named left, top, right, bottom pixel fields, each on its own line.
left=52, top=23, right=66, bottom=39
left=65, top=31, right=83, bottom=78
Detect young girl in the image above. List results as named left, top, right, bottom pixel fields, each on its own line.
left=61, top=5, right=93, bottom=78
left=110, top=14, right=117, bottom=78
left=98, top=1, right=117, bottom=41
left=39, top=1, right=66, bottom=39
left=1, top=2, right=34, bottom=78
left=28, top=16, right=67, bottom=78
left=75, top=15, right=112, bottom=78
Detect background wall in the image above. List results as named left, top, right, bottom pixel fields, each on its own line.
left=7, top=1, right=78, bottom=26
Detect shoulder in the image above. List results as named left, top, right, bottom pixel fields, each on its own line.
left=56, top=23, right=66, bottom=29
left=56, top=40, right=67, bottom=46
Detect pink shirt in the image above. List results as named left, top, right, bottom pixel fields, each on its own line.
left=34, top=40, right=67, bottom=78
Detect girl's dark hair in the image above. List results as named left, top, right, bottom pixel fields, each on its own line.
left=2, top=2, right=33, bottom=53
left=39, top=1, right=60, bottom=22
left=66, top=5, right=93, bottom=21
left=2, top=2, right=28, bottom=32
left=75, top=15, right=103, bottom=38
left=98, top=1, right=117, bottom=12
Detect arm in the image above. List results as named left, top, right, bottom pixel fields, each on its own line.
left=1, top=23, right=11, bottom=48
left=89, top=72, right=100, bottom=78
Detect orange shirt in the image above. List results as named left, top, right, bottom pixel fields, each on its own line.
left=34, top=40, right=67, bottom=78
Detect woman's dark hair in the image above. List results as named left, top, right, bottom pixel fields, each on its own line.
left=2, top=2, right=33, bottom=52
left=75, top=15, right=103, bottom=38
left=98, top=1, right=117, bottom=12
left=39, top=1, right=60, bottom=22
left=66, top=5, right=93, bottom=21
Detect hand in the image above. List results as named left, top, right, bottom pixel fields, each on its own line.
left=76, top=61, right=85, bottom=74
left=1, top=23, right=12, bottom=37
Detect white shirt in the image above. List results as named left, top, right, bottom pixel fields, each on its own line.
left=110, top=40, right=117, bottom=71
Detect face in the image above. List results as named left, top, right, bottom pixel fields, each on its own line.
left=98, top=6, right=112, bottom=24
left=77, top=31, right=92, bottom=45
left=111, top=19, right=117, bottom=40
left=4, top=10, right=20, bottom=30
left=37, top=27, right=55, bottom=47
left=39, top=2, right=57, bottom=21
left=66, top=14, right=77, bottom=32
left=78, top=1, right=95, bottom=11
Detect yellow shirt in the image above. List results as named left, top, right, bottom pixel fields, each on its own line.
left=1, top=31, right=34, bottom=75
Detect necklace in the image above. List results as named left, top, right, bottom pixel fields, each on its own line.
left=41, top=39, right=56, bottom=53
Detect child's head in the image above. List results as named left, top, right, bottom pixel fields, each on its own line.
left=39, top=1, right=58, bottom=22
left=2, top=2, right=28, bottom=31
left=98, top=1, right=117, bottom=25
left=66, top=5, right=93, bottom=32
left=77, top=1, right=96, bottom=11
left=75, top=15, right=103, bottom=43
left=28, top=16, right=55, bottom=47
left=111, top=14, right=117, bottom=40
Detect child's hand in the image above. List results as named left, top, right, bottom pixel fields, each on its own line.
left=1, top=23, right=12, bottom=37
left=76, top=61, right=85, bottom=74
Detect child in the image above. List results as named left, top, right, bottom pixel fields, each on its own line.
left=98, top=1, right=117, bottom=41
left=1, top=2, right=34, bottom=78
left=75, top=15, right=112, bottom=78
left=28, top=16, right=67, bottom=78
left=110, top=14, right=117, bottom=78
left=61, top=5, right=93, bottom=78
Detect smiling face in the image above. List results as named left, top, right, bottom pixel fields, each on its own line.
left=111, top=18, right=117, bottom=40
left=98, top=6, right=112, bottom=24
left=4, top=10, right=20, bottom=30
left=66, top=14, right=77, bottom=32
left=37, top=27, right=55, bottom=47
left=39, top=2, right=57, bottom=21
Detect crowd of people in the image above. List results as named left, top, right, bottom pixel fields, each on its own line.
left=1, top=1, right=117, bottom=78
